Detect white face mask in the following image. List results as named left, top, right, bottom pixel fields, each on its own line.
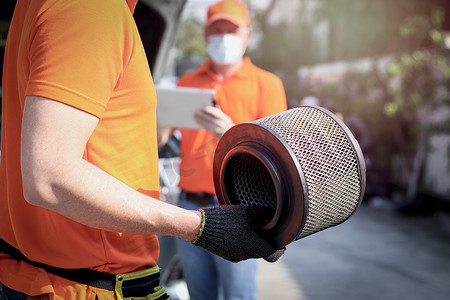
left=207, top=34, right=244, bottom=65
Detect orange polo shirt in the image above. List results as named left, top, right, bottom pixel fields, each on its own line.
left=177, top=57, right=287, bottom=194
left=0, top=0, right=159, bottom=298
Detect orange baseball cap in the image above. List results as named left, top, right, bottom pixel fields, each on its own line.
left=206, top=0, right=251, bottom=27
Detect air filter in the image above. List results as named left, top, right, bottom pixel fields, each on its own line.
left=213, top=106, right=366, bottom=248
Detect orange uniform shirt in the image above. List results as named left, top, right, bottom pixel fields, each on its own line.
left=0, top=0, right=160, bottom=298
left=177, top=57, right=287, bottom=194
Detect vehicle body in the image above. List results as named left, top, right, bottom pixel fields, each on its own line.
left=135, top=1, right=189, bottom=298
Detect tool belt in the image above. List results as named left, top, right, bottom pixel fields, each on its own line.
left=185, top=191, right=217, bottom=206
left=0, top=238, right=170, bottom=299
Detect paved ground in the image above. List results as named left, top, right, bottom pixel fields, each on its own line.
left=257, top=202, right=450, bottom=300
left=158, top=158, right=450, bottom=300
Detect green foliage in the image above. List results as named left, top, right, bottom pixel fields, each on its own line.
left=323, top=4, right=449, bottom=194
left=171, top=1, right=449, bottom=194
left=174, top=17, right=208, bottom=61
left=247, top=0, right=449, bottom=195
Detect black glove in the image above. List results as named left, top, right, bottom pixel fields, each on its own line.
left=191, top=205, right=285, bottom=263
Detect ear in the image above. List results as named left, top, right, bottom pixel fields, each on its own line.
left=245, top=26, right=252, bottom=42
left=243, top=27, right=252, bottom=45
left=247, top=27, right=252, bottom=38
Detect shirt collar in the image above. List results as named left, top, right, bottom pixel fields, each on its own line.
left=126, top=0, right=138, bottom=13
left=202, top=57, right=252, bottom=80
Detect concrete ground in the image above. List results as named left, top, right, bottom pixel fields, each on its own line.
left=158, top=158, right=450, bottom=300
left=256, top=202, right=450, bottom=300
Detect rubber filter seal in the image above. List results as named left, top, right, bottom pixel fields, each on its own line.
left=213, top=122, right=308, bottom=248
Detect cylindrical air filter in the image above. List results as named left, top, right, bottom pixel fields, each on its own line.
left=213, top=106, right=366, bottom=248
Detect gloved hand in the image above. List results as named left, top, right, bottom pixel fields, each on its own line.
left=191, top=205, right=286, bottom=263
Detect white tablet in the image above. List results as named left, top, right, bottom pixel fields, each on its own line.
left=156, top=86, right=215, bottom=129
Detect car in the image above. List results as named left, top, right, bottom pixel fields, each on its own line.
left=134, top=2, right=190, bottom=298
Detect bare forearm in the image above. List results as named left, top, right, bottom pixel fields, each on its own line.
left=23, top=158, right=201, bottom=241
left=20, top=96, right=200, bottom=240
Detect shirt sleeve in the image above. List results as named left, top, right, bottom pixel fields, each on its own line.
left=26, top=0, right=133, bottom=118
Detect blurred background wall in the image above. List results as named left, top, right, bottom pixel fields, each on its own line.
left=170, top=0, right=450, bottom=214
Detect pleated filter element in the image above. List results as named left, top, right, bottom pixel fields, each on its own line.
left=213, top=106, right=366, bottom=248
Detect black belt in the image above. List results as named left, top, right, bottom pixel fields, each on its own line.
left=0, top=238, right=165, bottom=298
left=185, top=191, right=216, bottom=206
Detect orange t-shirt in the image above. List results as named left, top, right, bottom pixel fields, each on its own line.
left=177, top=58, right=287, bottom=194
left=0, top=0, right=159, bottom=297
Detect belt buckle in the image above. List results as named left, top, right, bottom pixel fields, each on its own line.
left=114, top=266, right=169, bottom=300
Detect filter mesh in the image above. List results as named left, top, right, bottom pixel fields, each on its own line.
left=253, top=107, right=362, bottom=239
left=228, top=153, right=277, bottom=211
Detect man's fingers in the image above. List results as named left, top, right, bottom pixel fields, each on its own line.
left=194, top=106, right=234, bottom=138
left=194, top=108, right=216, bottom=124
left=201, top=105, right=223, bottom=118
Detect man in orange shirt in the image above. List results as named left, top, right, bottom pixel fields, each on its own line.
left=0, top=0, right=283, bottom=299
left=159, top=1, right=287, bottom=299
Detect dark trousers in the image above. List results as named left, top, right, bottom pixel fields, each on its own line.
left=0, top=281, right=28, bottom=300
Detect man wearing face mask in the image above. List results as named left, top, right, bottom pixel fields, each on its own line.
left=161, top=1, right=288, bottom=299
